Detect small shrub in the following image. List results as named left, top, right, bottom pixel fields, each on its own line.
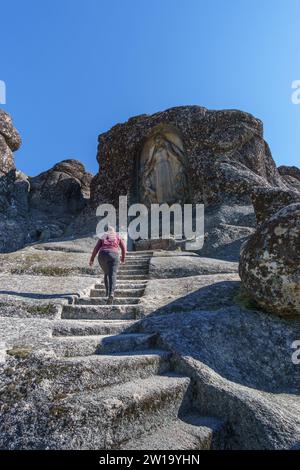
left=7, top=346, right=33, bottom=359
left=31, top=266, right=72, bottom=276
left=27, top=304, right=56, bottom=315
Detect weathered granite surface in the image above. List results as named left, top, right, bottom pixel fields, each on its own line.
left=143, top=306, right=300, bottom=449
left=91, top=106, right=285, bottom=207
left=251, top=186, right=300, bottom=225
left=0, top=159, right=93, bottom=253
left=0, top=109, right=21, bottom=175
left=278, top=165, right=300, bottom=193
left=86, top=105, right=294, bottom=259
left=240, top=203, right=300, bottom=318
left=0, top=238, right=97, bottom=353
left=138, top=271, right=300, bottom=449
left=0, top=240, right=299, bottom=450
left=0, top=109, right=93, bottom=253
left=149, top=256, right=238, bottom=279
left=1, top=104, right=300, bottom=449
left=29, top=159, right=92, bottom=222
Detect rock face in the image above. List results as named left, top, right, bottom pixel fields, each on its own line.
left=91, top=106, right=285, bottom=207
left=0, top=109, right=21, bottom=175
left=251, top=186, right=300, bottom=224
left=89, top=106, right=290, bottom=259
left=239, top=203, right=300, bottom=317
left=278, top=165, right=300, bottom=193
left=1, top=241, right=299, bottom=450
left=28, top=159, right=93, bottom=241
left=29, top=160, right=91, bottom=214
left=0, top=109, right=93, bottom=252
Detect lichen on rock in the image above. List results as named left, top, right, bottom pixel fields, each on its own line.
left=239, top=203, right=300, bottom=317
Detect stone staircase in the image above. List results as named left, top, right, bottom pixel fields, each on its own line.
left=51, top=251, right=224, bottom=450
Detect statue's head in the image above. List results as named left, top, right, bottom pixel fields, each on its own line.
left=154, top=133, right=164, bottom=147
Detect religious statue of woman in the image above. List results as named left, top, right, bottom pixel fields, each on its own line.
left=141, top=132, right=188, bottom=205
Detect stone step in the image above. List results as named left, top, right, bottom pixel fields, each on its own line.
left=94, top=281, right=147, bottom=289
left=91, top=288, right=145, bottom=298
left=120, top=414, right=224, bottom=450
left=41, top=350, right=172, bottom=395
left=53, top=333, right=155, bottom=357
left=75, top=297, right=141, bottom=306
left=118, top=274, right=149, bottom=280
left=121, top=260, right=150, bottom=266
left=49, top=373, right=190, bottom=449
left=53, top=320, right=137, bottom=336
left=119, top=265, right=149, bottom=272
left=126, top=251, right=153, bottom=256
left=61, top=304, right=143, bottom=320
left=118, top=270, right=149, bottom=276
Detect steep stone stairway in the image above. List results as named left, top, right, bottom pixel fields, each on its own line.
left=50, top=251, right=224, bottom=450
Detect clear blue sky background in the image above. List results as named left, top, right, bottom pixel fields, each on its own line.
left=1, top=0, right=300, bottom=176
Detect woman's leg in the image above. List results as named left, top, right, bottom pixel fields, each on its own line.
left=107, top=252, right=120, bottom=301
left=104, top=274, right=109, bottom=297
left=98, top=252, right=109, bottom=296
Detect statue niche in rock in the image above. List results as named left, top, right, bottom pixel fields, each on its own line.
left=140, top=125, right=189, bottom=206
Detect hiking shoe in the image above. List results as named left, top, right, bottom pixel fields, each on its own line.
left=107, top=296, right=114, bottom=305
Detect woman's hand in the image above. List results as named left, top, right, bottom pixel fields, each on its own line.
left=89, top=260, right=94, bottom=267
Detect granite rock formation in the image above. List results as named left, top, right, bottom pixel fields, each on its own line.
left=0, top=109, right=22, bottom=175
left=91, top=106, right=285, bottom=207
left=0, top=239, right=299, bottom=449
left=29, top=160, right=91, bottom=214
left=1, top=106, right=300, bottom=450
left=239, top=203, right=300, bottom=318
left=0, top=109, right=93, bottom=252
left=89, top=106, right=290, bottom=258
left=278, top=165, right=300, bottom=193
left=251, top=186, right=300, bottom=225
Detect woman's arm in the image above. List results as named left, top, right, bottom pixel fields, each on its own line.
left=89, top=239, right=102, bottom=265
left=119, top=237, right=126, bottom=263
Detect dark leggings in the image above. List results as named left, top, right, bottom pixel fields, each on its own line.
left=98, top=251, right=120, bottom=297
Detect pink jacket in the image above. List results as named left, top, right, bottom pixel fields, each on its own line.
left=90, top=234, right=126, bottom=263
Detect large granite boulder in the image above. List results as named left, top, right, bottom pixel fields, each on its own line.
left=239, top=203, right=300, bottom=317
left=0, top=109, right=94, bottom=252
left=278, top=165, right=300, bottom=193
left=91, top=106, right=285, bottom=207
left=0, top=109, right=21, bottom=176
left=29, top=159, right=92, bottom=216
left=0, top=110, right=27, bottom=252
left=251, top=186, right=300, bottom=225
left=25, top=159, right=93, bottom=244
left=89, top=105, right=289, bottom=259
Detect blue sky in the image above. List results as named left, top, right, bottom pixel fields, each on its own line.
left=1, top=0, right=300, bottom=176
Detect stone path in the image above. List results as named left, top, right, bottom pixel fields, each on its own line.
left=51, top=251, right=224, bottom=450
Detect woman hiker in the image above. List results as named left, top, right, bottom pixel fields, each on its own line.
left=89, top=226, right=126, bottom=304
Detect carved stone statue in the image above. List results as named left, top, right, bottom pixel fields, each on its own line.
left=140, top=126, right=188, bottom=205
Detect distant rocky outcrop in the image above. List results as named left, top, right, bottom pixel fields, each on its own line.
left=278, top=165, right=300, bottom=192
left=29, top=160, right=91, bottom=213
left=0, top=109, right=93, bottom=252
left=0, top=109, right=22, bottom=176
left=239, top=203, right=300, bottom=318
